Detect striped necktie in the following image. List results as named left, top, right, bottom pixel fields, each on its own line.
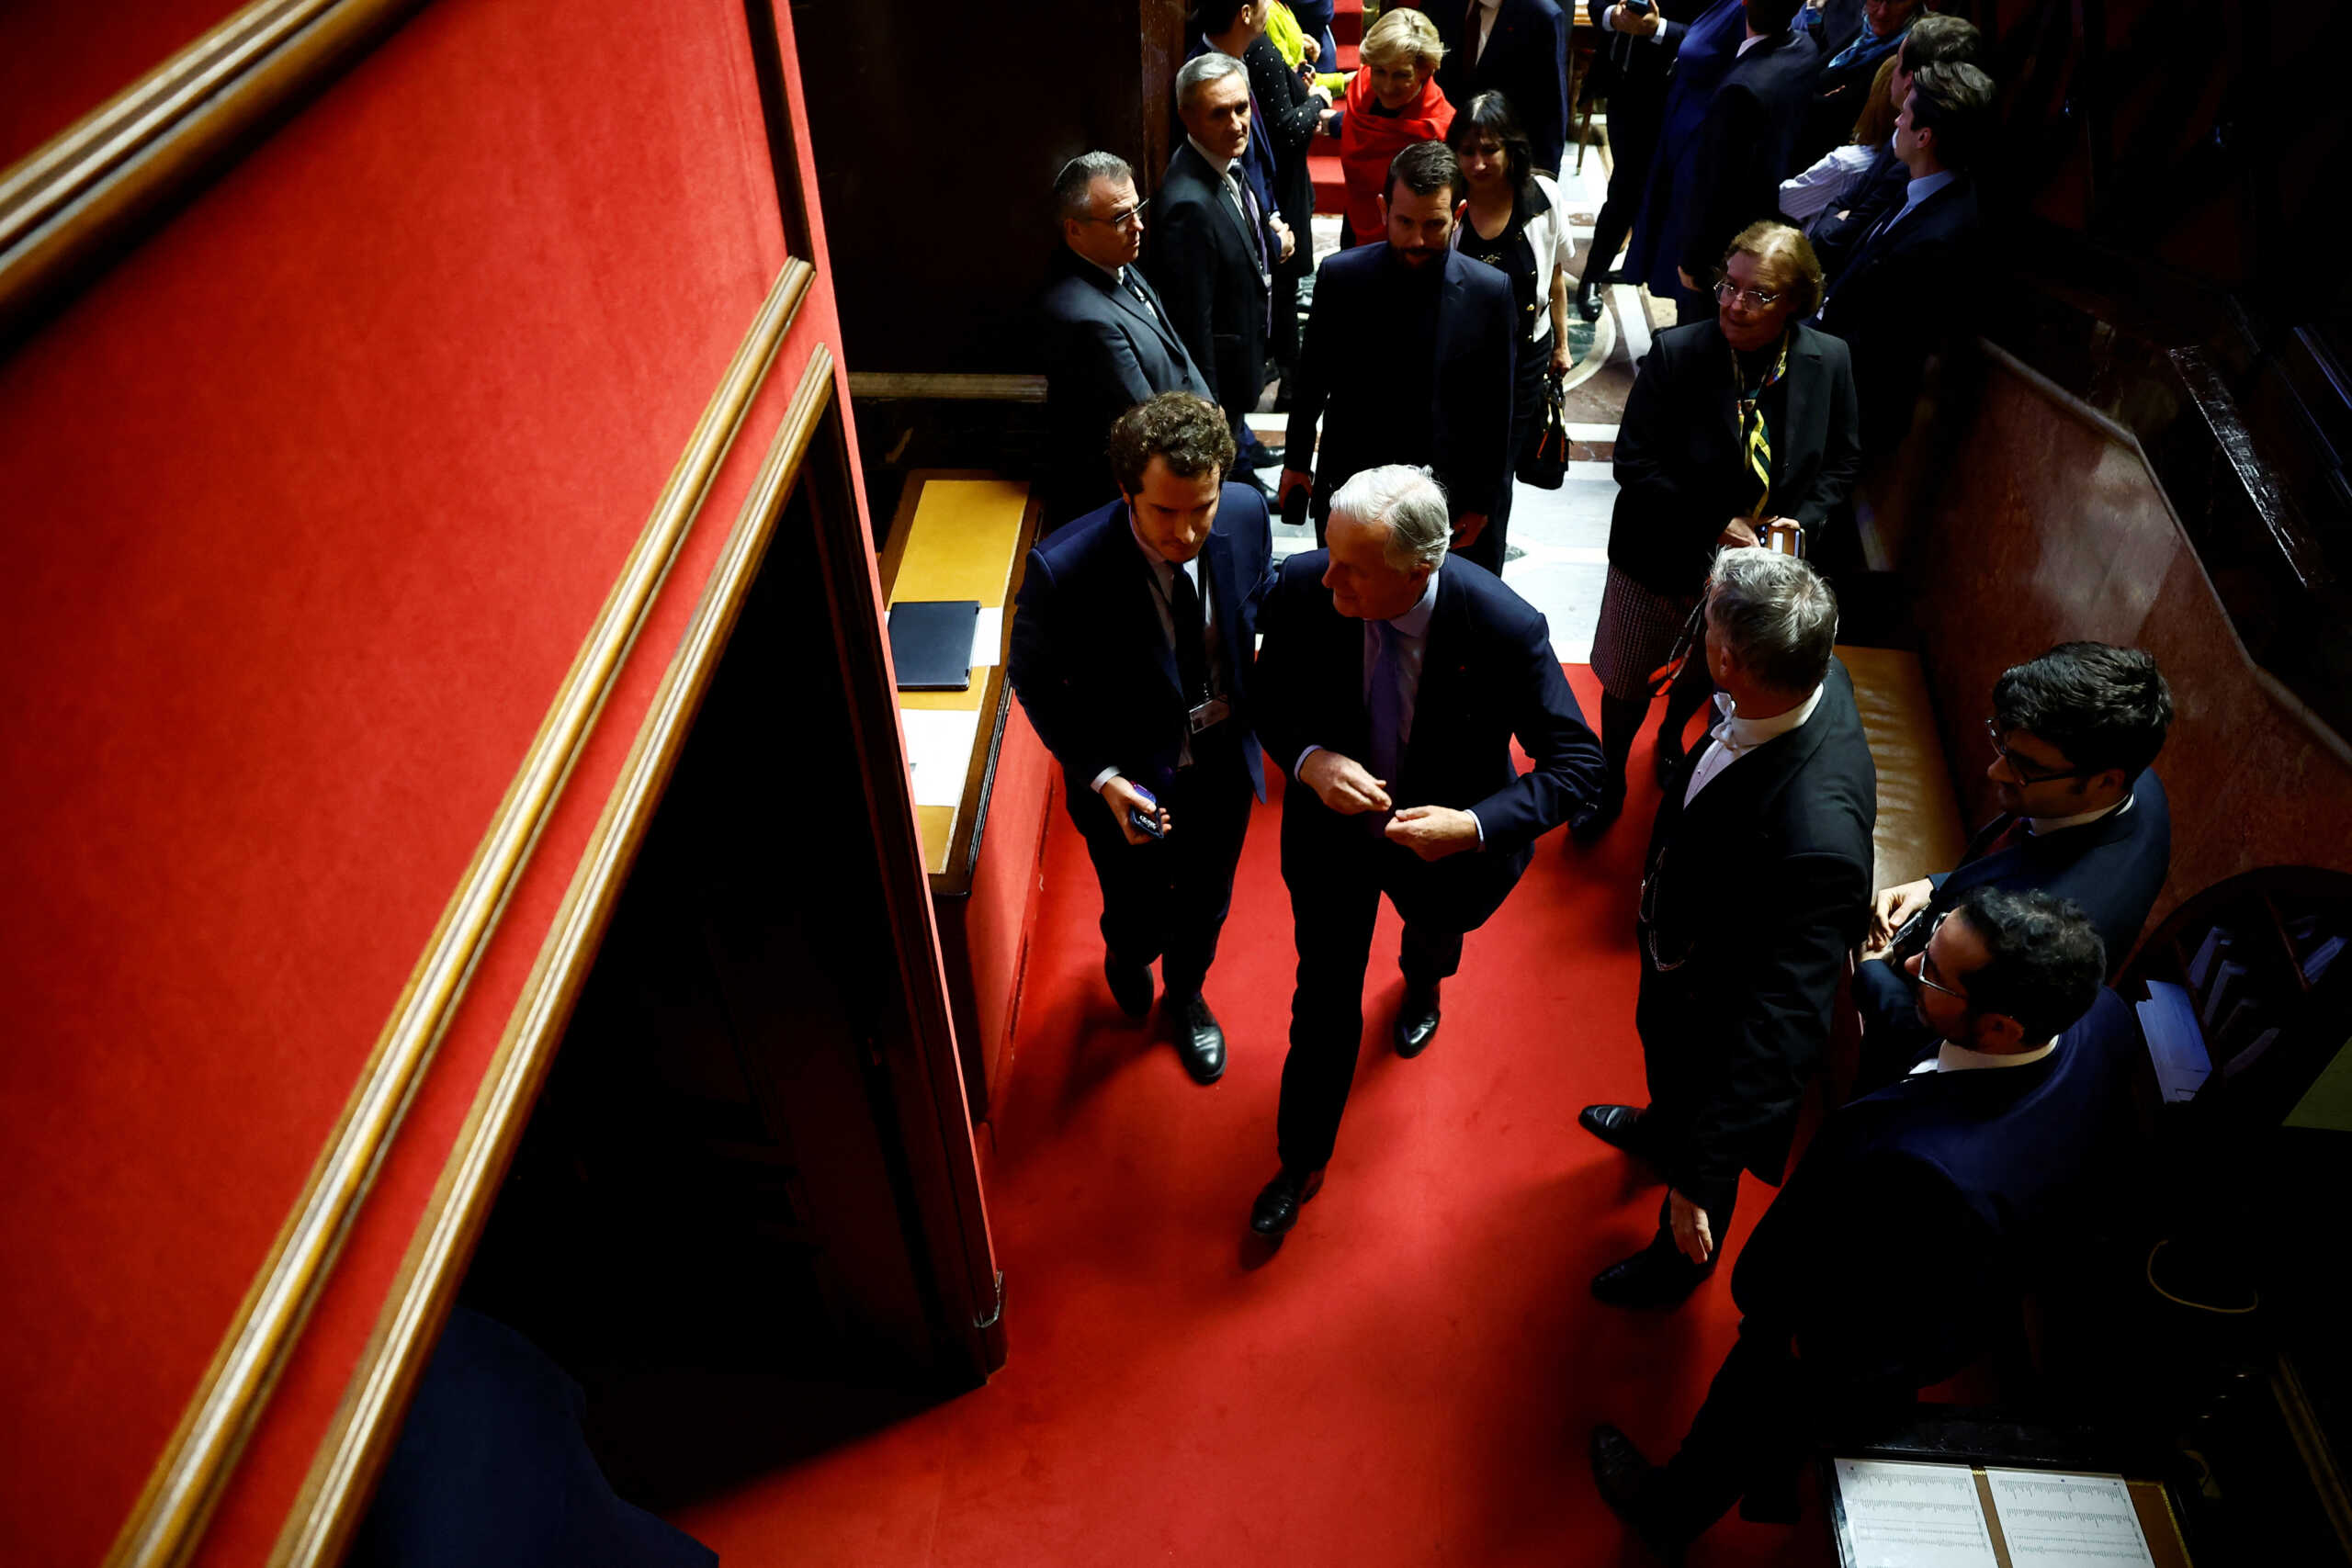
left=1734, top=333, right=1792, bottom=517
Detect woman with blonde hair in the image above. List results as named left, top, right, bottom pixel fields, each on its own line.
left=1329, top=7, right=1453, bottom=244
left=1776, top=53, right=1902, bottom=236
left=1573, top=220, right=1860, bottom=836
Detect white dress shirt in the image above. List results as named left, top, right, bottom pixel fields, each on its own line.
left=1736, top=30, right=1770, bottom=56
left=1468, top=0, right=1500, bottom=62
left=1911, top=1037, right=2060, bottom=1075
left=1882, top=168, right=1957, bottom=239
left=1684, top=685, right=1825, bottom=805
left=2028, top=794, right=2131, bottom=837
left=1090, top=527, right=1222, bottom=792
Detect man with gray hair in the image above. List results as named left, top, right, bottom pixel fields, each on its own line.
left=1246, top=465, right=1603, bottom=1238
left=1156, top=52, right=1288, bottom=479
left=1579, top=547, right=1877, bottom=1306
left=1036, top=152, right=1215, bottom=527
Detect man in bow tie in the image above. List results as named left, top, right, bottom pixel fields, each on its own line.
left=1246, top=464, right=1603, bottom=1238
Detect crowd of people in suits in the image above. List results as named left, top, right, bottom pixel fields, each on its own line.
left=1014, top=3, right=2177, bottom=1560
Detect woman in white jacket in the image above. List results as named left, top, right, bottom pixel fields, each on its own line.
left=1777, top=53, right=1903, bottom=236
left=1447, top=90, right=1577, bottom=576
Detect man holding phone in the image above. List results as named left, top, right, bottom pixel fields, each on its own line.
left=1008, top=392, right=1277, bottom=1084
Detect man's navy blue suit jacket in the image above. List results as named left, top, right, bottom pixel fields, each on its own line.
left=1733, top=987, right=2144, bottom=1388
left=1006, top=483, right=1276, bottom=807
left=1254, top=549, right=1601, bottom=931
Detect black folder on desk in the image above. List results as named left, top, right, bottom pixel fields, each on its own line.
left=887, top=598, right=980, bottom=692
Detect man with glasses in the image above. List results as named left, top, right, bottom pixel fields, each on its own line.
left=1038, top=152, right=1215, bottom=529
left=1854, top=641, right=2173, bottom=1093
left=1592, top=887, right=2137, bottom=1560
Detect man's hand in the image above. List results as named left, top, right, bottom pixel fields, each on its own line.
left=1269, top=213, right=1296, bottom=264
left=1668, top=1189, right=1715, bottom=1266
left=1299, top=750, right=1392, bottom=816
left=1610, top=3, right=1663, bottom=36
left=1866, top=877, right=1935, bottom=953
left=1278, top=466, right=1314, bottom=507
left=1385, top=805, right=1478, bottom=861
left=1453, top=512, right=1489, bottom=548
left=1717, top=516, right=1761, bottom=549
left=1102, top=776, right=1170, bottom=846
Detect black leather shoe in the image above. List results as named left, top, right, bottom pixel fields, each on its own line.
left=1104, top=953, right=1154, bottom=1021
left=1250, top=1165, right=1326, bottom=1235
left=1590, top=1425, right=1686, bottom=1564
left=1393, top=983, right=1441, bottom=1058
left=1575, top=273, right=1605, bottom=322
left=1568, top=783, right=1625, bottom=842
left=1170, top=992, right=1226, bottom=1085
left=1577, top=1102, right=1651, bottom=1156
left=1591, top=1241, right=1713, bottom=1309
left=1238, top=435, right=1285, bottom=469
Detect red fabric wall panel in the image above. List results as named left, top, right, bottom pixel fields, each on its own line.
left=967, top=705, right=1054, bottom=1103
left=0, top=0, right=845, bottom=1560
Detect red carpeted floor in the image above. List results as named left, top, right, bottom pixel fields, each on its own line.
left=673, top=667, right=1831, bottom=1566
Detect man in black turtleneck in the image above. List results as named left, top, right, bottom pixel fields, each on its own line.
left=1277, top=141, right=1516, bottom=566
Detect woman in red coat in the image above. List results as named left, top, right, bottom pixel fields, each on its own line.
left=1332, top=7, right=1453, bottom=244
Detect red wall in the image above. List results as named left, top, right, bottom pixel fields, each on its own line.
left=0, top=1, right=857, bottom=1562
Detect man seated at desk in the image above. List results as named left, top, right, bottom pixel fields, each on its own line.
left=1007, top=392, right=1276, bottom=1084
left=1591, top=887, right=2141, bottom=1559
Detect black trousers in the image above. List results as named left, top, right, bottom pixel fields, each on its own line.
left=1457, top=339, right=1549, bottom=577
left=1585, top=75, right=1668, bottom=284
left=1275, top=825, right=1466, bottom=1170
left=1657, top=1316, right=1917, bottom=1535
left=1636, top=1039, right=1743, bottom=1252
left=1074, top=738, right=1256, bottom=999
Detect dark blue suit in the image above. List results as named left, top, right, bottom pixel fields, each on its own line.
left=1007, top=484, right=1275, bottom=995
left=1256, top=551, right=1602, bottom=1169
left=1852, top=769, right=2172, bottom=1091
left=1653, top=989, right=2145, bottom=1527
left=1283, top=244, right=1519, bottom=542
left=1817, top=172, right=1983, bottom=452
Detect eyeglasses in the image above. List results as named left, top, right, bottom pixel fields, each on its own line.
left=1713, top=278, right=1782, bottom=310
left=1079, top=195, right=1151, bottom=230
left=1983, top=718, right=2094, bottom=784
left=1913, top=912, right=1968, bottom=1001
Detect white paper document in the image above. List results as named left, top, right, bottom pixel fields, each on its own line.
left=899, top=707, right=981, bottom=807
left=1833, top=1459, right=1999, bottom=1568
left=2136, top=980, right=2211, bottom=1102
left=969, top=606, right=1004, bottom=669
left=1984, top=1469, right=2156, bottom=1568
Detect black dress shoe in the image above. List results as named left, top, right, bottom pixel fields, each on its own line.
left=1250, top=1165, right=1326, bottom=1235
left=1238, top=435, right=1285, bottom=469
left=1170, top=992, right=1227, bottom=1084
left=1574, top=273, right=1605, bottom=322
left=1591, top=1240, right=1713, bottom=1309
left=1577, top=1102, right=1651, bottom=1156
left=1568, top=783, right=1625, bottom=842
left=1104, top=953, right=1154, bottom=1021
left=1393, top=983, right=1441, bottom=1058
left=1590, top=1425, right=1686, bottom=1564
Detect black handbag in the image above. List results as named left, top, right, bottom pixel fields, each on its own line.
left=1518, top=374, right=1568, bottom=490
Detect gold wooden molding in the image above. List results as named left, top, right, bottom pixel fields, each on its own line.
left=267, top=345, right=840, bottom=1568
left=0, top=0, right=432, bottom=339
left=102, top=256, right=814, bottom=1568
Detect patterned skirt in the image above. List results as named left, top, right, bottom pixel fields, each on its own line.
left=1589, top=564, right=1701, bottom=703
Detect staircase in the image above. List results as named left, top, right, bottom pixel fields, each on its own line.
left=1305, top=0, right=1363, bottom=216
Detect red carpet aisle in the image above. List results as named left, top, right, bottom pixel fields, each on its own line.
left=674, top=669, right=1827, bottom=1567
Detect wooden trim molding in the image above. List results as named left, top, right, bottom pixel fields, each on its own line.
left=0, top=0, right=433, bottom=342
left=102, top=257, right=813, bottom=1568
left=268, top=346, right=841, bottom=1568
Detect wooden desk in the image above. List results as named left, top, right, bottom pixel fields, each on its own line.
left=876, top=471, right=1053, bottom=1121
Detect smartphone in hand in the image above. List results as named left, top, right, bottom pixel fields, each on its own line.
left=1128, top=784, right=1168, bottom=840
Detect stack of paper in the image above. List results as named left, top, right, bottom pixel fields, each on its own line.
left=2136, top=980, right=2210, bottom=1103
